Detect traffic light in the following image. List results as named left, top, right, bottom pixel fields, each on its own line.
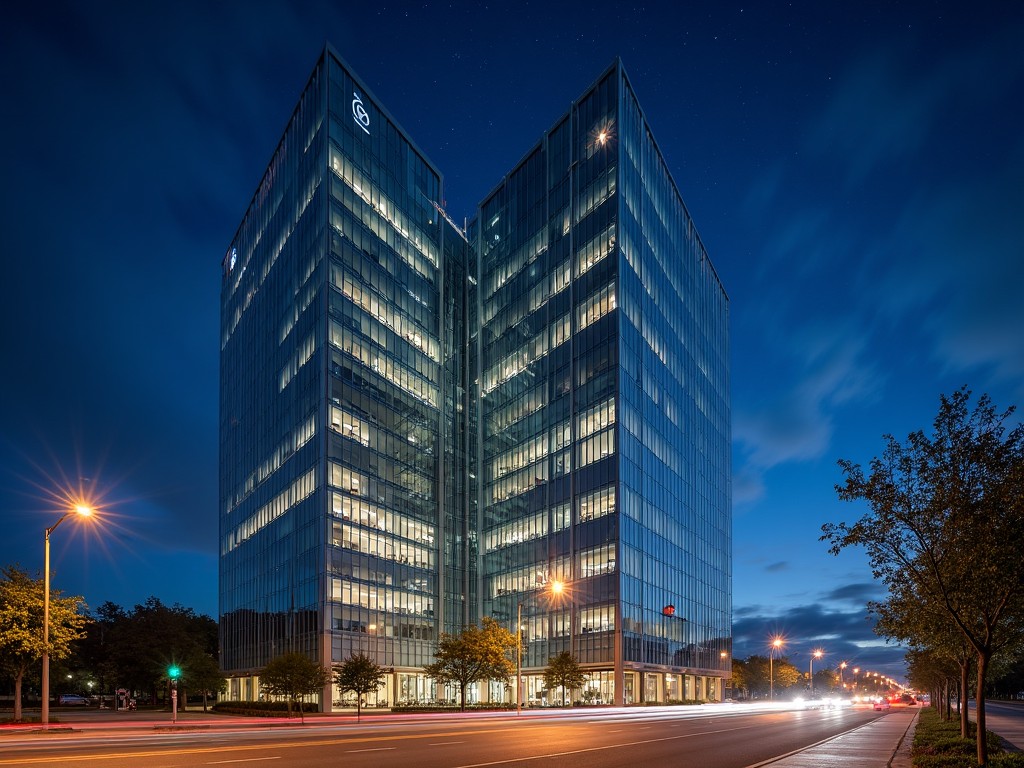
left=168, top=664, right=181, bottom=680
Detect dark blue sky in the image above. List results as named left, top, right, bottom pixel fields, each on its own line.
left=2, top=1, right=1021, bottom=683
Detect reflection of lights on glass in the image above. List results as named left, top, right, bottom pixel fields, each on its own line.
left=598, top=131, right=607, bottom=144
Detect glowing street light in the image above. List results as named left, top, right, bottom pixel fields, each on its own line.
left=839, top=661, right=848, bottom=688
left=809, top=649, right=824, bottom=698
left=516, top=581, right=565, bottom=716
left=769, top=637, right=784, bottom=701
left=42, top=503, right=94, bottom=727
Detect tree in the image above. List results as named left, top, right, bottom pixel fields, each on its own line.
left=542, top=651, right=587, bottom=706
left=182, top=652, right=227, bottom=712
left=0, top=565, right=87, bottom=722
left=81, top=597, right=219, bottom=705
left=823, top=388, right=1024, bottom=767
left=729, top=658, right=747, bottom=698
left=736, top=654, right=800, bottom=699
left=70, top=601, right=124, bottom=697
left=424, top=617, right=517, bottom=711
left=260, top=652, right=331, bottom=720
left=874, top=576, right=976, bottom=733
left=334, top=653, right=387, bottom=721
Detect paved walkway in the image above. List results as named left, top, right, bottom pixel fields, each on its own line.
left=751, top=709, right=918, bottom=768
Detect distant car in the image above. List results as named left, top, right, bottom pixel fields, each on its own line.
left=873, top=698, right=891, bottom=711
left=57, top=694, right=90, bottom=706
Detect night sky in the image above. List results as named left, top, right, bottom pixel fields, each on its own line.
left=2, top=2, right=1021, bottom=684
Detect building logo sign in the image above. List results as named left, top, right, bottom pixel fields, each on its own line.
left=352, top=92, right=370, bottom=135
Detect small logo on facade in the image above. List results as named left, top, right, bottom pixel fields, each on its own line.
left=352, top=92, right=370, bottom=134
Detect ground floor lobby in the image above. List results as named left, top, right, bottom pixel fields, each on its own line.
left=224, top=667, right=724, bottom=711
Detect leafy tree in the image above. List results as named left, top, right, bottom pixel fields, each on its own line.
left=874, top=577, right=975, bottom=732
left=70, top=601, right=124, bottom=696
left=0, top=565, right=87, bottom=722
left=542, top=651, right=587, bottom=706
left=736, top=654, right=800, bottom=698
left=182, top=652, right=227, bottom=712
left=774, top=658, right=801, bottom=693
left=729, top=658, right=747, bottom=698
left=260, top=651, right=331, bottom=720
left=823, top=388, right=1024, bottom=767
left=334, top=653, right=387, bottom=721
left=75, top=597, right=219, bottom=705
left=423, top=617, right=517, bottom=711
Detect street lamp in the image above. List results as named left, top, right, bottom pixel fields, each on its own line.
left=809, top=650, right=823, bottom=698
left=42, top=503, right=94, bottom=727
left=769, top=637, right=784, bottom=701
left=839, top=661, right=847, bottom=689
left=516, top=601, right=524, bottom=715
left=517, top=580, right=566, bottom=715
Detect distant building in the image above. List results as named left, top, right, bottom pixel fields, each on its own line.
left=219, top=46, right=730, bottom=709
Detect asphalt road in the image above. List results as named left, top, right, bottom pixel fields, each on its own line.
left=0, top=706, right=886, bottom=768
left=975, top=700, right=1024, bottom=751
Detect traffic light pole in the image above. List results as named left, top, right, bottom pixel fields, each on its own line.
left=168, top=665, right=181, bottom=724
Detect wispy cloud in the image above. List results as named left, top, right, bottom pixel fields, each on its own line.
left=734, top=328, right=880, bottom=474
left=803, top=23, right=1024, bottom=396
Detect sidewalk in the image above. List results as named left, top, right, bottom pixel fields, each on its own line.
left=752, top=708, right=918, bottom=768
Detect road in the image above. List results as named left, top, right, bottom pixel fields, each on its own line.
left=0, top=705, right=887, bottom=768
left=977, top=700, right=1024, bottom=751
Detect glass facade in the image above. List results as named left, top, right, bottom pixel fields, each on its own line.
left=220, top=51, right=729, bottom=710
left=474, top=61, right=731, bottom=706
left=219, top=47, right=470, bottom=708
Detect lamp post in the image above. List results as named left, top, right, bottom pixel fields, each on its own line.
left=516, top=580, right=566, bottom=715
left=516, top=601, right=523, bottom=716
left=42, top=504, right=93, bottom=727
left=769, top=637, right=783, bottom=701
left=839, top=661, right=847, bottom=690
left=809, top=649, right=823, bottom=698
left=551, top=579, right=568, bottom=658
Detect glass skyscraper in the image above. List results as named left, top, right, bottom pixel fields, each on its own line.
left=220, top=48, right=729, bottom=709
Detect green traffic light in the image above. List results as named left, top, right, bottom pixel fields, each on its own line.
left=168, top=665, right=181, bottom=679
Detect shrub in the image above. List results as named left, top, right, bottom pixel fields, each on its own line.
left=991, top=755, right=1024, bottom=767
left=911, top=706, right=1009, bottom=767
left=912, top=756, right=978, bottom=768
left=211, top=700, right=318, bottom=716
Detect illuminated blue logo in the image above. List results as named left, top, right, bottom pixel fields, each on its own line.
left=352, top=92, right=370, bottom=135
